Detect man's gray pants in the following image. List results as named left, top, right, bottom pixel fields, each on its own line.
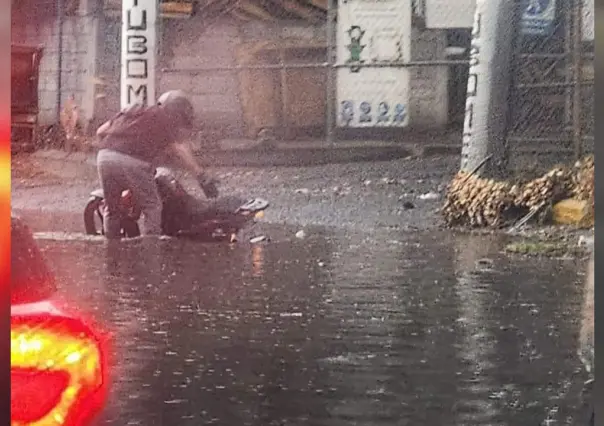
left=97, top=149, right=162, bottom=239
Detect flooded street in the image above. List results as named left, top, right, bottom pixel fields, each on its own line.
left=34, top=227, right=590, bottom=426
left=11, top=0, right=596, bottom=421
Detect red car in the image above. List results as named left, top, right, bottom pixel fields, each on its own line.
left=11, top=217, right=109, bottom=426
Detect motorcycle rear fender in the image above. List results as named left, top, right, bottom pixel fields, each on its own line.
left=90, top=189, right=104, bottom=199
left=89, top=189, right=133, bottom=200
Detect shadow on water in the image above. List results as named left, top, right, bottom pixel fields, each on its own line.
left=36, top=227, right=590, bottom=426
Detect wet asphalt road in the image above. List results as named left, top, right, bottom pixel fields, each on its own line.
left=13, top=156, right=593, bottom=425
left=12, top=156, right=458, bottom=232
left=34, top=227, right=591, bottom=426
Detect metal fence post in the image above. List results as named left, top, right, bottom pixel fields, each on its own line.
left=572, top=0, right=584, bottom=160
left=278, top=36, right=289, bottom=140
left=564, top=1, right=573, bottom=131
left=56, top=0, right=64, bottom=123
left=325, top=0, right=336, bottom=145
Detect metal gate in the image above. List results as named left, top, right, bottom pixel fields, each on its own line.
left=138, top=0, right=463, bottom=144
left=506, top=0, right=594, bottom=171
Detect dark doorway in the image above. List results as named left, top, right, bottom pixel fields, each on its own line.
left=446, top=29, right=471, bottom=129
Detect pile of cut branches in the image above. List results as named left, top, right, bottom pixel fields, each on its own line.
left=442, top=155, right=594, bottom=228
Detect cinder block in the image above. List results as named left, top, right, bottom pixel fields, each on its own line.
left=552, top=199, right=593, bottom=227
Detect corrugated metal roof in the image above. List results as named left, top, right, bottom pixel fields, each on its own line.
left=104, top=0, right=326, bottom=22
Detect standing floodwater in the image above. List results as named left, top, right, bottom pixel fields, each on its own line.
left=37, top=228, right=589, bottom=426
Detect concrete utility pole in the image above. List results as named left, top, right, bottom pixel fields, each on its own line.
left=121, top=0, right=158, bottom=109
left=460, top=0, right=516, bottom=178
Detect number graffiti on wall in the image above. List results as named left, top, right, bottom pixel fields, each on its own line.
left=341, top=100, right=355, bottom=125
left=377, top=102, right=389, bottom=123
left=359, top=101, right=372, bottom=123
left=339, top=101, right=407, bottom=126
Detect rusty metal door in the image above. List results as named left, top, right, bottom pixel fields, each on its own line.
left=11, top=45, right=44, bottom=153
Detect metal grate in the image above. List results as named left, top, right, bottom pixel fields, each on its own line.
left=506, top=0, right=593, bottom=169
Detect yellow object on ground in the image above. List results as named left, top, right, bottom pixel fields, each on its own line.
left=552, top=198, right=593, bottom=227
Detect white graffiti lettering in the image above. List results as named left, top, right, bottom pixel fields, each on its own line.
left=463, top=12, right=481, bottom=140
left=121, top=0, right=155, bottom=108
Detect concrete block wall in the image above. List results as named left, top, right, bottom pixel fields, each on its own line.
left=237, top=20, right=450, bottom=131
left=13, top=0, right=450, bottom=139
left=12, top=0, right=99, bottom=129
left=409, top=27, right=449, bottom=129
left=238, top=20, right=325, bottom=42
left=96, top=16, right=246, bottom=139
left=94, top=17, right=124, bottom=126
left=158, top=18, right=244, bottom=138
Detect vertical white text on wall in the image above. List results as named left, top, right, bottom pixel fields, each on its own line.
left=121, top=0, right=156, bottom=109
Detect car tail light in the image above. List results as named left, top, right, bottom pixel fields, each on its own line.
left=11, top=309, right=107, bottom=426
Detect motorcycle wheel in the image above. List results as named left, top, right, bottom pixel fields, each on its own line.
left=84, top=197, right=104, bottom=235
left=122, top=219, right=141, bottom=238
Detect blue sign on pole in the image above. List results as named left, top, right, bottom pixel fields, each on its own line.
left=521, top=0, right=557, bottom=36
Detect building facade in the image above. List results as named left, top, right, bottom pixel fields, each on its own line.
left=12, top=0, right=472, bottom=143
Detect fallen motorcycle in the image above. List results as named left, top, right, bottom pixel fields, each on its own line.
left=84, top=167, right=269, bottom=241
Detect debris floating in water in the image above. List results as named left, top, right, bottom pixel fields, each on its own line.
left=279, top=312, right=303, bottom=318
left=419, top=192, right=440, bottom=201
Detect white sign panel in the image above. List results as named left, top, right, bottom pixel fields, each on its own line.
left=520, top=0, right=556, bottom=36
left=121, top=0, right=157, bottom=109
left=425, top=0, right=476, bottom=29
left=336, top=0, right=412, bottom=128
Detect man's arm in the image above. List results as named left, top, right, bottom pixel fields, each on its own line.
left=170, top=141, right=219, bottom=198
left=170, top=141, right=204, bottom=175
left=96, top=120, right=112, bottom=137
